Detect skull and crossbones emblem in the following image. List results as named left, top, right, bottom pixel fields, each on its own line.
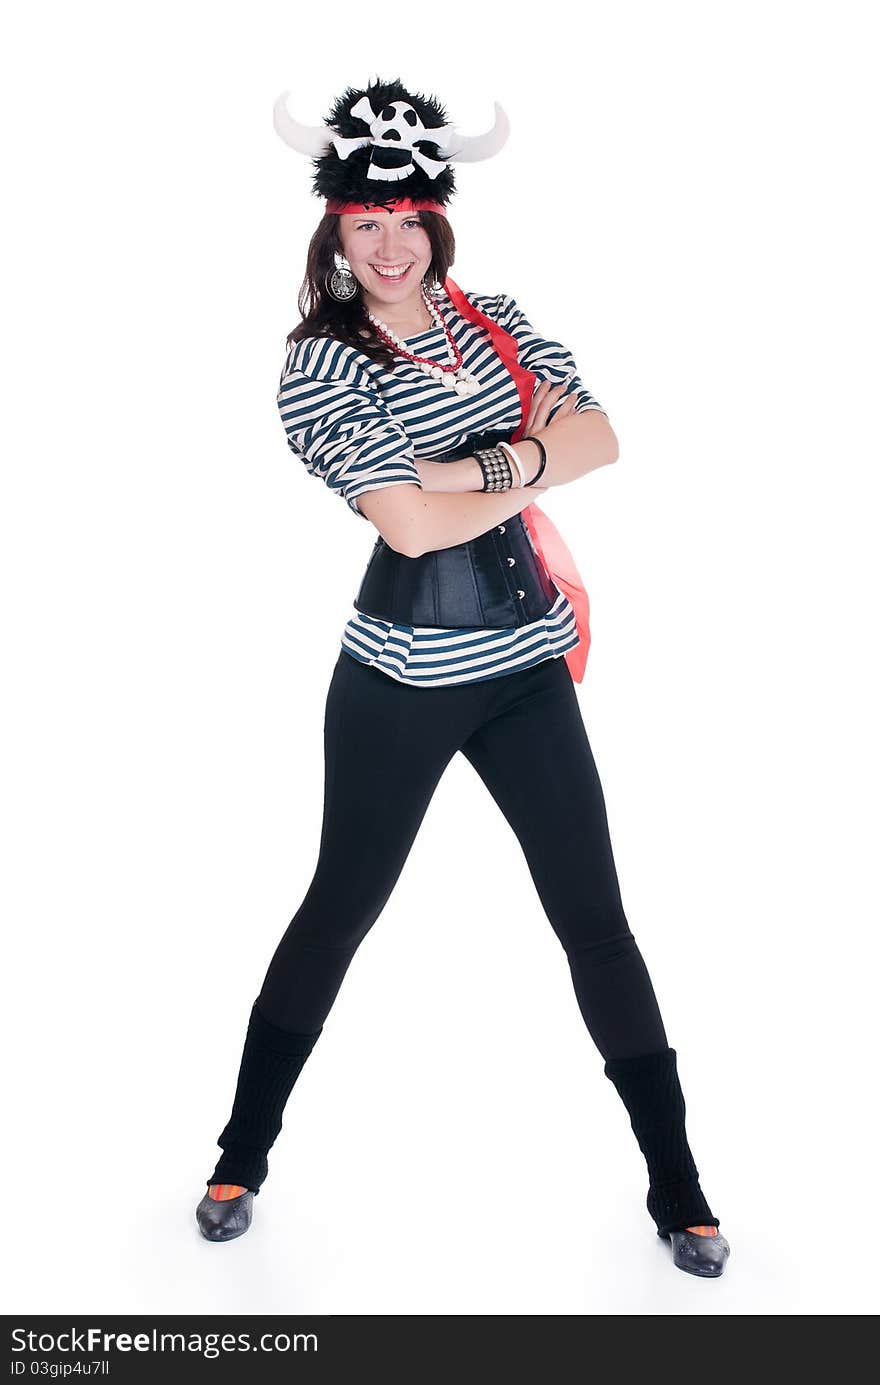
left=272, top=87, right=510, bottom=182
left=331, top=96, right=456, bottom=182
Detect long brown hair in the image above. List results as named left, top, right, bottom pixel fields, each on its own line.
left=286, top=211, right=456, bottom=371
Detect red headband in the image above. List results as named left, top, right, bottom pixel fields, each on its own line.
left=325, top=196, right=447, bottom=216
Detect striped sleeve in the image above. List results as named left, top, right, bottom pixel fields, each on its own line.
left=276, top=336, right=422, bottom=518
left=491, top=293, right=608, bottom=420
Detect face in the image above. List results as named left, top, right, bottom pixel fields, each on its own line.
left=337, top=210, right=433, bottom=315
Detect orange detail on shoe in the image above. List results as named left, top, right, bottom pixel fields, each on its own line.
left=685, top=1225, right=718, bottom=1236
left=208, top=1183, right=248, bottom=1201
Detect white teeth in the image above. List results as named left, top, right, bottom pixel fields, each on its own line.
left=371, top=263, right=411, bottom=278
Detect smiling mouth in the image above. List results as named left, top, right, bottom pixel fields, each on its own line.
left=369, top=262, right=414, bottom=282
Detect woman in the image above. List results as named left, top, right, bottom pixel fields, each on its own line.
left=195, top=76, right=730, bottom=1279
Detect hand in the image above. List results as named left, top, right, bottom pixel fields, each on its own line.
left=524, top=379, right=578, bottom=436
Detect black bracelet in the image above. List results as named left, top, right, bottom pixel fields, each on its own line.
left=520, top=435, right=547, bottom=486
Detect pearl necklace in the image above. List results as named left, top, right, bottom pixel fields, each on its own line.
left=366, top=282, right=482, bottom=396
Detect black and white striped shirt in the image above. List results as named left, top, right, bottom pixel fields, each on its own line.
left=276, top=287, right=606, bottom=686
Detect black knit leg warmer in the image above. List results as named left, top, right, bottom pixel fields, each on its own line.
left=207, top=1000, right=323, bottom=1195
left=603, top=1046, right=720, bottom=1237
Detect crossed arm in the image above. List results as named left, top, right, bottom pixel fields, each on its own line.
left=413, top=381, right=619, bottom=494
left=357, top=383, right=620, bottom=557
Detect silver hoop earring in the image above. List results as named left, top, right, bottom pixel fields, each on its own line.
left=325, top=256, right=359, bottom=302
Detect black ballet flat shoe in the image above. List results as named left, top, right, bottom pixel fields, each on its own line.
left=195, top=1187, right=255, bottom=1242
left=663, top=1227, right=731, bottom=1277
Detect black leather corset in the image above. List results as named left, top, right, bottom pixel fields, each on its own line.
left=353, top=429, right=558, bottom=629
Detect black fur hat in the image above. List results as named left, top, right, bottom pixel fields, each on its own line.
left=273, top=75, right=510, bottom=209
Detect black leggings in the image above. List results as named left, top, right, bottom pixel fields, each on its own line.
left=211, top=649, right=720, bottom=1232
left=256, top=649, right=668, bottom=1061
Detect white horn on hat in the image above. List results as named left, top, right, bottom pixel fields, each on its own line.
left=432, top=102, right=510, bottom=163
left=272, top=91, right=335, bottom=157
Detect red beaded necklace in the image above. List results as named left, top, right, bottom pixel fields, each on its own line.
left=366, top=284, right=481, bottom=395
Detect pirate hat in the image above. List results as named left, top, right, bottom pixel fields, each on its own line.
left=272, top=75, right=509, bottom=213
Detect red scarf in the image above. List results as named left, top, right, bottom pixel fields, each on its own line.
left=442, top=276, right=591, bottom=682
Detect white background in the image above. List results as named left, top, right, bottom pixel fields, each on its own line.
left=3, top=0, right=878, bottom=1317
